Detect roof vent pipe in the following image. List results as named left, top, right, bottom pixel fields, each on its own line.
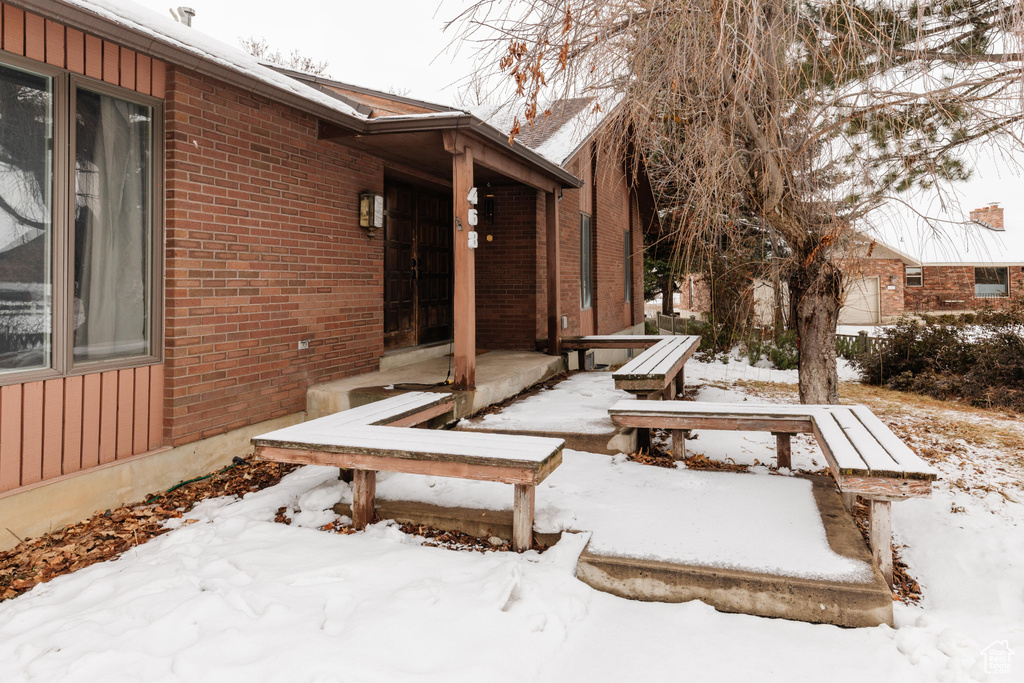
left=170, top=6, right=196, bottom=26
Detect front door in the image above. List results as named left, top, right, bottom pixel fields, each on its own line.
left=383, top=181, right=453, bottom=349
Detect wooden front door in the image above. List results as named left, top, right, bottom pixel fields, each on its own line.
left=383, top=181, right=453, bottom=349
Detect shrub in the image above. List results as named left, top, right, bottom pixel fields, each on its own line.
left=852, top=299, right=1024, bottom=412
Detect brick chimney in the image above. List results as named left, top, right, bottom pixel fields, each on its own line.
left=970, top=203, right=1004, bottom=231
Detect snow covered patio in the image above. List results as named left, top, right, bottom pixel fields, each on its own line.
left=2, top=355, right=1022, bottom=681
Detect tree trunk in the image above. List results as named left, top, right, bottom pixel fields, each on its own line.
left=792, top=251, right=842, bottom=404
left=661, top=275, right=675, bottom=315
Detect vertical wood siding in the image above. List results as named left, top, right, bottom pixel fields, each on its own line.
left=0, top=7, right=168, bottom=495
left=0, top=366, right=166, bottom=494
left=0, top=3, right=167, bottom=96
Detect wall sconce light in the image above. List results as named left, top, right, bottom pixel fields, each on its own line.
left=359, top=192, right=384, bottom=237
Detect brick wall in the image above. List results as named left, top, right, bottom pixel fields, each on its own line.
left=164, top=67, right=384, bottom=446
left=531, top=143, right=641, bottom=342
left=475, top=185, right=538, bottom=350
left=905, top=265, right=1024, bottom=312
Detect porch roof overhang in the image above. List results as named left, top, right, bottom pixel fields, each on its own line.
left=320, top=115, right=583, bottom=194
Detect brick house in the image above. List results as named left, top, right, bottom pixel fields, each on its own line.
left=849, top=163, right=1024, bottom=322
left=0, top=0, right=653, bottom=546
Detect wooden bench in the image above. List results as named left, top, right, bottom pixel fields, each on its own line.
left=611, top=335, right=701, bottom=399
left=253, top=392, right=564, bottom=552
left=608, top=400, right=938, bottom=585
left=561, top=334, right=672, bottom=372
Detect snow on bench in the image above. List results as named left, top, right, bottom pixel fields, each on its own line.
left=607, top=399, right=937, bottom=585
left=253, top=392, right=563, bottom=552
left=611, top=335, right=701, bottom=398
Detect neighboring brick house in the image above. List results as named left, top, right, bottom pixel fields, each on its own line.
left=0, top=0, right=653, bottom=544
left=850, top=160, right=1024, bottom=321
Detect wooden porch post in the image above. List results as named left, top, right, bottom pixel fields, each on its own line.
left=453, top=146, right=476, bottom=389
left=546, top=191, right=562, bottom=357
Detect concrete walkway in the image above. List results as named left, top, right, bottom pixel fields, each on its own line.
left=306, top=350, right=564, bottom=421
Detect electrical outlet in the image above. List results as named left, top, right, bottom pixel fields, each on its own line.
left=298, top=340, right=310, bottom=350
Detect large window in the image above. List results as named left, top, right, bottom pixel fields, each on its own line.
left=0, top=63, right=53, bottom=373
left=905, top=266, right=922, bottom=287
left=0, top=57, right=160, bottom=380
left=975, top=267, right=1008, bottom=298
left=580, top=213, right=593, bottom=308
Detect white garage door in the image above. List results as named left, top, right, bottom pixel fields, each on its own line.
left=840, top=276, right=880, bottom=324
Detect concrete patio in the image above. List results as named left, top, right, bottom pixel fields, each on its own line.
left=306, top=349, right=564, bottom=421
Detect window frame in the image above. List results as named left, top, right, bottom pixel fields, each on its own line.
left=905, top=266, right=922, bottom=288
left=0, top=55, right=164, bottom=386
left=974, top=266, right=1009, bottom=299
left=580, top=212, right=593, bottom=309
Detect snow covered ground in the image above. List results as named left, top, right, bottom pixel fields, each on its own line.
left=1, top=358, right=1022, bottom=682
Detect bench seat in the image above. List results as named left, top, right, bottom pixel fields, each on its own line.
left=608, top=399, right=937, bottom=585
left=253, top=392, right=564, bottom=551
left=612, top=335, right=701, bottom=397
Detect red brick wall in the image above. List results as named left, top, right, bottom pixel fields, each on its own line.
left=905, top=265, right=1024, bottom=312
left=475, top=185, right=539, bottom=350
left=843, top=259, right=905, bottom=319
left=164, top=67, right=384, bottom=446
left=531, top=143, right=642, bottom=342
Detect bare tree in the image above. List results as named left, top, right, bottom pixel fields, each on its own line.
left=239, top=36, right=330, bottom=77
left=451, top=0, right=1024, bottom=403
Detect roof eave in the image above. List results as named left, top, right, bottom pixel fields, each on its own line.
left=362, top=114, right=583, bottom=188
left=19, top=0, right=368, bottom=134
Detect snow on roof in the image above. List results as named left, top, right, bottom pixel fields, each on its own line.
left=473, top=93, right=622, bottom=166
left=863, top=146, right=1024, bottom=266
left=61, top=0, right=367, bottom=121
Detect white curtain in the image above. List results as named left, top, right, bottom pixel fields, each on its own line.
left=75, top=93, right=149, bottom=361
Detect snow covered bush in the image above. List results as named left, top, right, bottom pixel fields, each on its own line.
left=853, top=301, right=1024, bottom=411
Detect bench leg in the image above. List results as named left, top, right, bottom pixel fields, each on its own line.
left=635, top=393, right=651, bottom=451
left=773, top=432, right=792, bottom=469
left=662, top=376, right=676, bottom=401
left=841, top=492, right=857, bottom=512
left=352, top=469, right=377, bottom=530
left=675, top=368, right=685, bottom=397
left=671, top=429, right=686, bottom=460
left=513, top=484, right=535, bottom=552
left=868, top=498, right=893, bottom=587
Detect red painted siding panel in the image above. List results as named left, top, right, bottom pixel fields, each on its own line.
left=41, top=379, right=63, bottom=480
left=20, top=382, right=43, bottom=485
left=149, top=364, right=164, bottom=449
left=65, top=27, right=84, bottom=74
left=84, top=33, right=102, bottom=79
left=116, top=370, right=134, bottom=459
left=120, top=48, right=135, bottom=91
left=102, top=39, right=118, bottom=84
left=44, top=19, right=63, bottom=67
left=133, top=366, right=149, bottom=454
left=150, top=57, right=165, bottom=97
left=63, top=375, right=84, bottom=474
left=23, top=11, right=43, bottom=62
left=81, top=373, right=101, bottom=470
left=0, top=385, right=22, bottom=492
left=135, top=53, right=151, bottom=95
left=98, top=371, right=118, bottom=464
left=2, top=5, right=24, bottom=55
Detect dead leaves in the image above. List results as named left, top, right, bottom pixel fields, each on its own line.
left=1, top=457, right=297, bottom=603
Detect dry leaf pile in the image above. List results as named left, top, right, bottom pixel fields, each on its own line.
left=851, top=500, right=922, bottom=604
left=0, top=457, right=296, bottom=603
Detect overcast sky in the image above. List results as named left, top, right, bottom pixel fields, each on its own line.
left=128, top=0, right=481, bottom=104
